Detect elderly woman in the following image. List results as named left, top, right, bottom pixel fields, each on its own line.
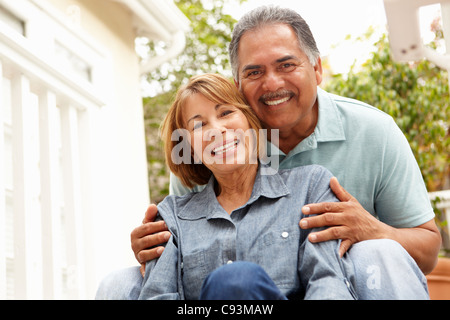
left=138, top=73, right=356, bottom=300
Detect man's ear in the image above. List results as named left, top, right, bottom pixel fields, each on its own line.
left=314, top=57, right=323, bottom=86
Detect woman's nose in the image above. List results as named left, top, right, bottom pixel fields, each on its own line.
left=205, top=121, right=226, bottom=140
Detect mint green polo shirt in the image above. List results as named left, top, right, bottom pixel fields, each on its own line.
left=169, top=88, right=434, bottom=228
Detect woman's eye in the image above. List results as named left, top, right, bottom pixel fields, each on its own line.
left=220, top=110, right=234, bottom=117
left=193, top=121, right=204, bottom=130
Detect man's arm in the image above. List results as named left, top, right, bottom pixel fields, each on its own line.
left=130, top=204, right=171, bottom=276
left=300, top=177, right=441, bottom=275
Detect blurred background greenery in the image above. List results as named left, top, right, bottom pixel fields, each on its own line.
left=142, top=0, right=449, bottom=205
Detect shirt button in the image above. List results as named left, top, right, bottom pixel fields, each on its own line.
left=281, top=232, right=289, bottom=239
left=227, top=260, right=233, bottom=264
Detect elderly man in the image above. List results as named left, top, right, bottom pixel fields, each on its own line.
left=97, top=6, right=440, bottom=300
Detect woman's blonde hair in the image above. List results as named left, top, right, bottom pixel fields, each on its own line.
left=160, top=73, right=262, bottom=188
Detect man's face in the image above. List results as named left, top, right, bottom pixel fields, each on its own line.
left=236, top=23, right=323, bottom=133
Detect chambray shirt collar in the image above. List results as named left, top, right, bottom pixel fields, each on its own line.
left=177, top=164, right=290, bottom=221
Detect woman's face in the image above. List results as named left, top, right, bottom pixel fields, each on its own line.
left=182, top=93, right=256, bottom=174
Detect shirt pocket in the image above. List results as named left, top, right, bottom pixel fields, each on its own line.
left=181, top=244, right=223, bottom=299
left=258, top=225, right=300, bottom=289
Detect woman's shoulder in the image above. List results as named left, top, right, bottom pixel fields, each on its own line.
left=277, top=164, right=334, bottom=197
left=278, top=164, right=333, bottom=180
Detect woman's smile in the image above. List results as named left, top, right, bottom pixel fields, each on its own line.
left=211, top=139, right=240, bottom=157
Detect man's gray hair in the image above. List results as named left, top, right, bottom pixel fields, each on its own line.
left=229, top=5, right=320, bottom=81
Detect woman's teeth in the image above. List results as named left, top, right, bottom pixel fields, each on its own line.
left=212, top=140, right=239, bottom=155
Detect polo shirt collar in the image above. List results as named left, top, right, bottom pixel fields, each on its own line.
left=314, top=87, right=346, bottom=143
left=177, top=164, right=290, bottom=221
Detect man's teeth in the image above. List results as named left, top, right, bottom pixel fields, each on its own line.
left=264, top=96, right=290, bottom=106
left=213, top=141, right=239, bottom=155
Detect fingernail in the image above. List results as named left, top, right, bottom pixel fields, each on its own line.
left=300, top=219, right=308, bottom=228
left=309, top=233, right=317, bottom=242
left=163, top=232, right=171, bottom=241
left=156, top=247, right=164, bottom=255
left=302, top=206, right=310, bottom=214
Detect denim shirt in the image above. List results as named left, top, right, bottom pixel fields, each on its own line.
left=139, top=164, right=356, bottom=300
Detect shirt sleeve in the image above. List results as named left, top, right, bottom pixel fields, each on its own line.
left=374, top=118, right=434, bottom=228
left=138, top=198, right=181, bottom=300
left=299, top=165, right=356, bottom=299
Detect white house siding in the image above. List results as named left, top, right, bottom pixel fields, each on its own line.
left=0, top=0, right=188, bottom=299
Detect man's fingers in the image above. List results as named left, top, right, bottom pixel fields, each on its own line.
left=137, top=246, right=165, bottom=265
left=143, top=204, right=158, bottom=224
left=307, top=226, right=348, bottom=243
left=302, top=202, right=343, bottom=216
left=131, top=222, right=170, bottom=263
left=132, top=220, right=168, bottom=239
left=329, top=177, right=352, bottom=202
left=138, top=230, right=171, bottom=249
left=134, top=231, right=170, bottom=263
left=300, top=212, right=343, bottom=230
left=339, top=239, right=353, bottom=257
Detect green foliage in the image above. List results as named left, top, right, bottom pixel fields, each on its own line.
left=325, top=32, right=449, bottom=192
left=144, top=0, right=244, bottom=203
left=144, top=3, right=449, bottom=204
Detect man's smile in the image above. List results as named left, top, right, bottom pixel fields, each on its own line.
left=259, top=90, right=294, bottom=107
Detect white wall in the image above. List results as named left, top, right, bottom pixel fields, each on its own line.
left=0, top=0, right=151, bottom=298
left=48, top=0, right=151, bottom=295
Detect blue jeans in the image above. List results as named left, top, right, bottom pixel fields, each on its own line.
left=199, top=261, right=287, bottom=300
left=95, top=239, right=429, bottom=300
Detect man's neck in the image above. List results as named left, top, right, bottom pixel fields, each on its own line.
left=268, top=102, right=319, bottom=154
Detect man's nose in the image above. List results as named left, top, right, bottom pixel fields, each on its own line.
left=262, top=70, right=285, bottom=92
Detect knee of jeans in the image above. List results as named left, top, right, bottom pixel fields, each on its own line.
left=351, top=239, right=404, bottom=257
left=95, top=267, right=143, bottom=300
left=96, top=272, right=117, bottom=299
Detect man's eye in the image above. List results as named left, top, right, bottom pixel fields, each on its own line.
left=245, top=70, right=263, bottom=80
left=279, top=63, right=296, bottom=72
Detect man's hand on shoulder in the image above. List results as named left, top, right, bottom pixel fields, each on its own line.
left=299, top=177, right=388, bottom=257
left=130, top=204, right=171, bottom=276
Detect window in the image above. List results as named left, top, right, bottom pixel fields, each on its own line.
left=55, top=41, right=92, bottom=82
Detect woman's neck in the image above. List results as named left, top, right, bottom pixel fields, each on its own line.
left=213, top=163, right=258, bottom=214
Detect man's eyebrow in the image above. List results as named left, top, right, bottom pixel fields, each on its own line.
left=275, top=55, right=300, bottom=63
left=241, top=55, right=300, bottom=73
left=241, top=64, right=262, bottom=73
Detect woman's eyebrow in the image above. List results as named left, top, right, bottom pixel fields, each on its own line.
left=187, top=114, right=201, bottom=125
left=187, top=104, right=222, bottom=124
